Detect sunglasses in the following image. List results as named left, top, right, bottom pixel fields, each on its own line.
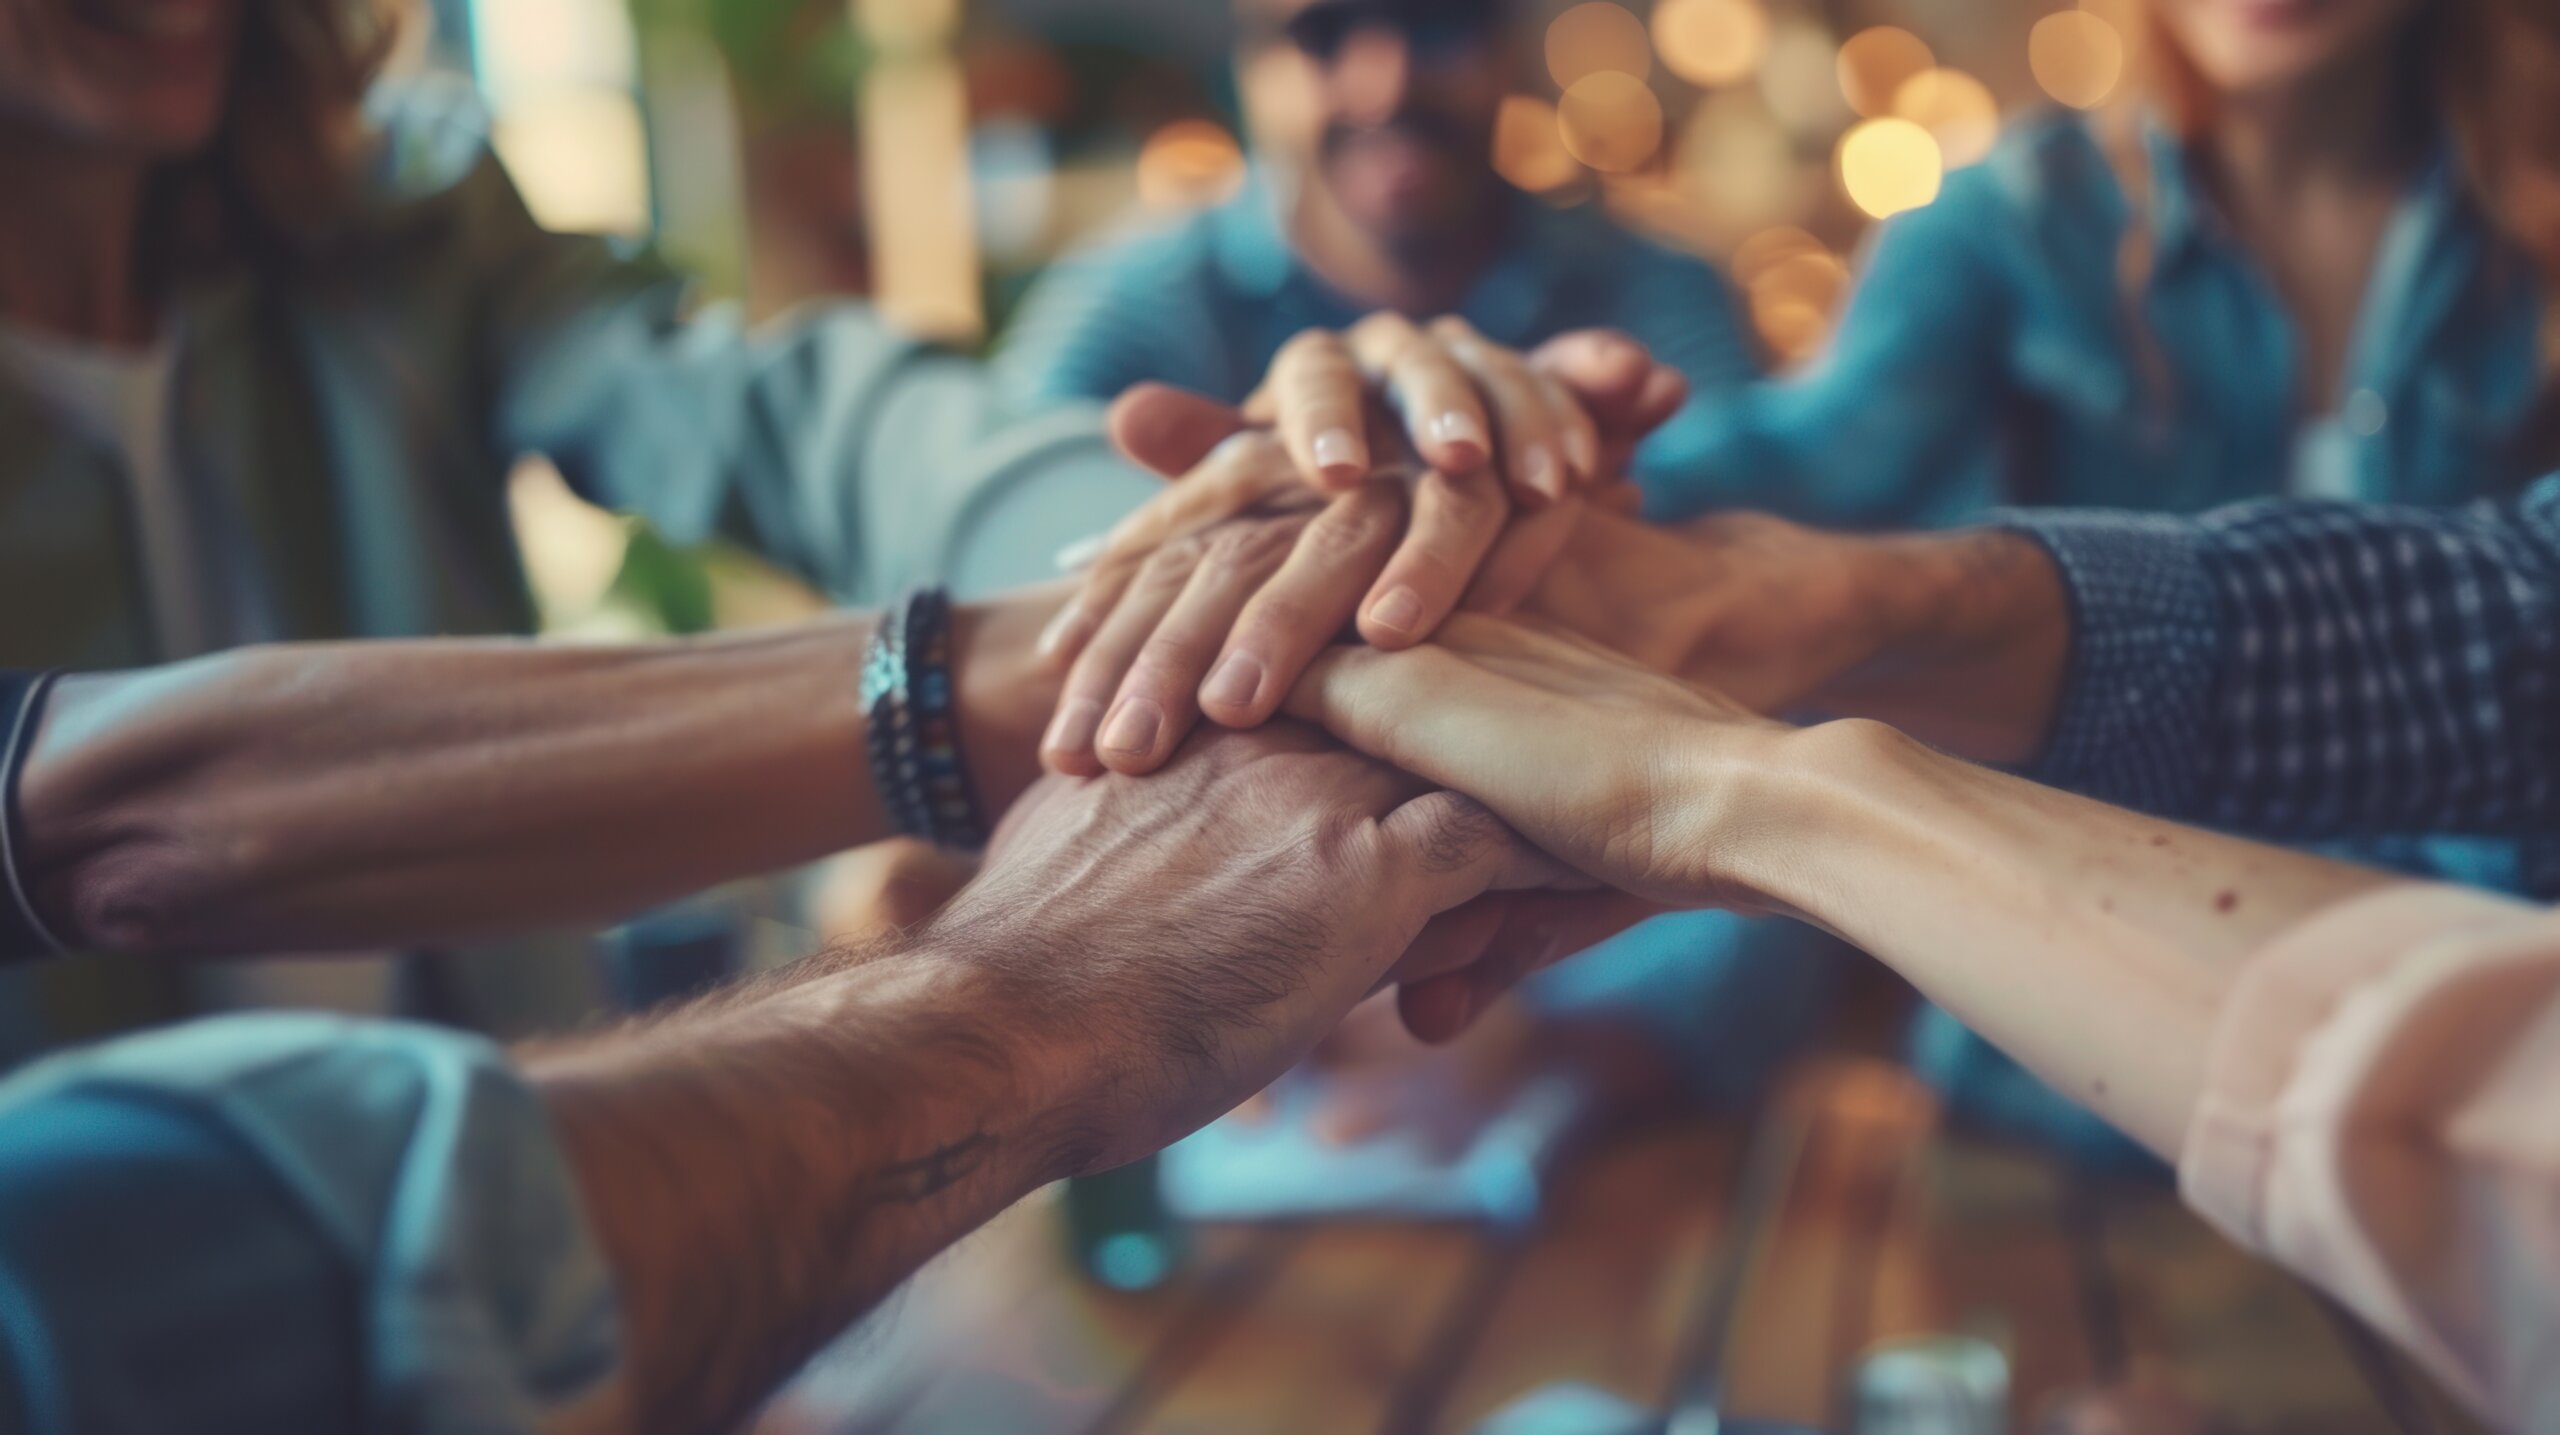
left=1253, top=0, right=1504, bottom=66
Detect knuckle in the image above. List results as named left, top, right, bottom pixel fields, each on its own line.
left=1402, top=791, right=1503, bottom=874
left=1203, top=519, right=1294, bottom=573
left=1131, top=633, right=1203, bottom=681
left=1236, top=591, right=1322, bottom=651
left=1424, top=471, right=1506, bottom=530
left=1428, top=314, right=1480, bottom=346
left=1139, top=534, right=1208, bottom=588
left=1301, top=500, right=1396, bottom=562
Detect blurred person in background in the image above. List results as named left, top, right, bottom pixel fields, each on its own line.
left=0, top=0, right=1646, bottom=1057
left=1637, top=0, right=2560, bottom=1162
left=1662, top=0, right=2557, bottom=525
left=997, top=0, right=1758, bottom=504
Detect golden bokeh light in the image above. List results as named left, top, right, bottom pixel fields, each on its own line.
left=1492, top=95, right=1583, bottom=193
left=1652, top=0, right=1770, bottom=87
left=2030, top=10, right=2126, bottom=110
left=2076, top=0, right=2150, bottom=61
left=1557, top=71, right=1665, bottom=173
left=1546, top=2, right=1653, bottom=88
left=1677, top=88, right=1814, bottom=241
left=1837, top=115, right=1943, bottom=218
left=1746, top=237, right=1851, bottom=364
left=1135, top=119, right=1247, bottom=210
left=1835, top=26, right=1934, bottom=119
left=1758, top=13, right=1847, bottom=138
left=1892, top=67, right=1998, bottom=169
left=1731, top=225, right=1826, bottom=285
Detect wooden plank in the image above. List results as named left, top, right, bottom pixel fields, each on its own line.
left=1425, top=1123, right=1741, bottom=1434
left=1718, top=1060, right=1936, bottom=1429
left=754, top=1189, right=1271, bottom=1435
left=2093, top=1183, right=2405, bottom=1435
left=1122, top=1220, right=1487, bottom=1435
left=1862, top=1139, right=2101, bottom=1424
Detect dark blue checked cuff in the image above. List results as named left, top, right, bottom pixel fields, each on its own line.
left=0, top=670, right=66, bottom=964
left=1992, top=510, right=2225, bottom=818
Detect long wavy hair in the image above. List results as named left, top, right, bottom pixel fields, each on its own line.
left=2099, top=0, right=2560, bottom=476
left=158, top=0, right=402, bottom=274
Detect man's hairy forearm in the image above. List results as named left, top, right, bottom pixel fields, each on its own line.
left=14, top=587, right=1064, bottom=958
left=525, top=938, right=1084, bottom=1435
left=1814, top=527, right=2072, bottom=764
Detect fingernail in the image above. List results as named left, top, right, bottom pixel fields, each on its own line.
left=1562, top=427, right=1600, bottom=478
left=1203, top=650, right=1265, bottom=711
left=1052, top=533, right=1107, bottom=572
left=1098, top=698, right=1164, bottom=756
left=1035, top=606, right=1090, bottom=661
left=1522, top=445, right=1565, bottom=502
left=1043, top=698, right=1104, bottom=755
left=1313, top=427, right=1362, bottom=478
left=1430, top=410, right=1488, bottom=458
left=1369, top=586, right=1424, bottom=637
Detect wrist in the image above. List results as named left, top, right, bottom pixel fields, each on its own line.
left=1822, top=530, right=2069, bottom=763
left=953, top=584, right=1070, bottom=818
left=1690, top=716, right=1935, bottom=928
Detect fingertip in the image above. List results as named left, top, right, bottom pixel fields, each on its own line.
left=1199, top=648, right=1268, bottom=724
left=1312, top=427, right=1366, bottom=486
left=1635, top=367, right=1690, bottom=424
left=1361, top=584, right=1429, bottom=645
left=1038, top=697, right=1106, bottom=776
left=1510, top=446, right=1567, bottom=508
left=1425, top=411, right=1492, bottom=473
left=1397, top=977, right=1477, bottom=1045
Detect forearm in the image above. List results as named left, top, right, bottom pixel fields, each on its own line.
left=1803, top=526, right=2070, bottom=764
left=16, top=588, right=1063, bottom=958
left=1524, top=512, right=2070, bottom=763
left=1726, top=721, right=2400, bottom=1155
left=523, top=940, right=1078, bottom=1435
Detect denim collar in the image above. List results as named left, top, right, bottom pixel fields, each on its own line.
left=2136, top=115, right=2495, bottom=399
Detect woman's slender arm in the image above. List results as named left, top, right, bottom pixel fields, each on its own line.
left=1295, top=617, right=2560, bottom=1430
left=9, top=586, right=1064, bottom=960
left=1287, top=616, right=2394, bottom=1154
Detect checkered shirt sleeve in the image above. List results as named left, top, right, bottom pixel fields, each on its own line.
left=2001, top=476, right=2560, bottom=843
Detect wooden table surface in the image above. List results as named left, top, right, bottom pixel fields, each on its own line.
left=759, top=1056, right=2484, bottom=1435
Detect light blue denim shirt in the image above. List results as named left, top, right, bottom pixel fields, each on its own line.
left=993, top=174, right=1762, bottom=493
left=1649, top=110, right=2548, bottom=526
left=0, top=1015, right=616, bottom=1433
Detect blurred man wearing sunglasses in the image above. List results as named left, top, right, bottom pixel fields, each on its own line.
left=997, top=0, right=1757, bottom=501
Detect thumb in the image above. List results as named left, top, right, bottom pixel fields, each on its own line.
left=1397, top=889, right=1661, bottom=1043
left=1376, top=789, right=1571, bottom=919
left=1109, top=383, right=1250, bottom=477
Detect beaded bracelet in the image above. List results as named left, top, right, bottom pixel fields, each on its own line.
left=861, top=586, right=990, bottom=850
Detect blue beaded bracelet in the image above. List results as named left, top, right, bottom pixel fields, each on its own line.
left=861, top=587, right=989, bottom=850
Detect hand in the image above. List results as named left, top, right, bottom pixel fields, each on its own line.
left=1038, top=454, right=1596, bottom=776
left=1037, top=329, right=1686, bottom=778
left=930, top=722, right=1588, bottom=1169
left=1111, top=318, right=1685, bottom=509
left=1520, top=509, right=2071, bottom=764
left=1287, top=614, right=1797, bottom=909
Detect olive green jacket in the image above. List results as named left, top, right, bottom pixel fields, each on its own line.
left=0, top=79, right=1143, bottom=669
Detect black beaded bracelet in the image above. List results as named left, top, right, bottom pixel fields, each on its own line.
left=861, top=587, right=990, bottom=850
